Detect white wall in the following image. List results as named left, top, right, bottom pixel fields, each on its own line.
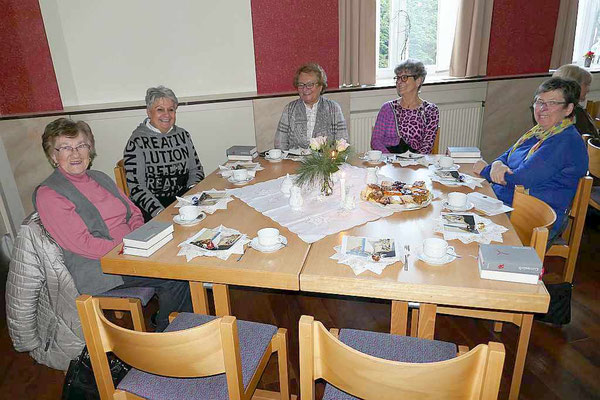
left=39, top=0, right=257, bottom=107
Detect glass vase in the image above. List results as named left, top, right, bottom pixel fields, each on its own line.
left=321, top=174, right=333, bottom=196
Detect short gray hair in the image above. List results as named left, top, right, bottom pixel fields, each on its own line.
left=394, top=59, right=427, bottom=89
left=552, top=64, right=592, bottom=87
left=145, top=86, right=179, bottom=109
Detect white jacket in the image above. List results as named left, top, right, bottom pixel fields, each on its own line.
left=5, top=213, right=84, bottom=371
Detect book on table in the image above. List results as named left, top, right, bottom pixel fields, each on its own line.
left=123, top=234, right=173, bottom=257
left=226, top=145, right=258, bottom=161
left=477, top=244, right=542, bottom=285
left=122, top=220, right=174, bottom=250
left=447, top=146, right=481, bottom=158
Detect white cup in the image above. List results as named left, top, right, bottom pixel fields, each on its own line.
left=267, top=149, right=282, bottom=159
left=257, top=228, right=280, bottom=247
left=232, top=169, right=249, bottom=181
left=423, top=238, right=449, bottom=259
left=438, top=156, right=454, bottom=169
left=366, top=150, right=382, bottom=161
left=179, top=205, right=199, bottom=221
left=447, top=192, right=467, bottom=208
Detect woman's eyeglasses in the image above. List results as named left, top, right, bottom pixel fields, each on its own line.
left=394, top=74, right=417, bottom=83
left=532, top=99, right=566, bottom=109
left=297, top=81, right=318, bottom=90
left=55, top=143, right=91, bottom=154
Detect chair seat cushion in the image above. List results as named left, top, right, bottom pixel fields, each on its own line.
left=591, top=186, right=600, bottom=207
left=323, top=328, right=457, bottom=400
left=98, top=287, right=156, bottom=306
left=117, top=313, right=277, bottom=400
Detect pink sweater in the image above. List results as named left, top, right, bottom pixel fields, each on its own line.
left=36, top=168, right=144, bottom=259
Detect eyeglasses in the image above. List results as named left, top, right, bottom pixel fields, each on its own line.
left=394, top=74, right=417, bottom=83
left=297, top=81, right=318, bottom=90
left=532, top=99, right=566, bottom=109
left=54, top=143, right=91, bottom=155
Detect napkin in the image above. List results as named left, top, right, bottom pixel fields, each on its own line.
left=330, top=245, right=403, bottom=275
left=428, top=166, right=485, bottom=189
left=434, top=213, right=508, bottom=244
left=177, top=225, right=250, bottom=261
left=175, top=190, right=234, bottom=214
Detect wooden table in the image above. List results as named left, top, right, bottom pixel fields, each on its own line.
left=102, top=158, right=549, bottom=400
left=299, top=162, right=549, bottom=400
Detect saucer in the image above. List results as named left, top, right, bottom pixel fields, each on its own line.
left=417, top=251, right=457, bottom=265
left=366, top=159, right=383, bottom=165
left=442, top=201, right=474, bottom=212
left=397, top=152, right=425, bottom=160
left=265, top=155, right=284, bottom=163
left=436, top=164, right=460, bottom=171
left=250, top=236, right=288, bottom=253
left=173, top=212, right=206, bottom=226
left=227, top=176, right=254, bottom=186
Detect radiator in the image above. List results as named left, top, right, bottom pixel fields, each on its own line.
left=349, top=101, right=484, bottom=154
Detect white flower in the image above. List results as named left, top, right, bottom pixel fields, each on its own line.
left=310, top=136, right=327, bottom=151
left=336, top=139, right=349, bottom=152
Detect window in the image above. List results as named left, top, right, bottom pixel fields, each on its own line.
left=572, top=0, right=600, bottom=67
left=377, top=0, right=460, bottom=80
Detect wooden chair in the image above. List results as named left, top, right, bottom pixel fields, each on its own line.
left=76, top=295, right=290, bottom=400
left=587, top=138, right=600, bottom=212
left=299, top=315, right=505, bottom=400
left=546, top=176, right=593, bottom=283
left=114, top=159, right=129, bottom=196
left=431, top=127, right=441, bottom=154
left=585, top=100, right=600, bottom=120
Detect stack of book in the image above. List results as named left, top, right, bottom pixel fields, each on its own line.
left=447, top=146, right=481, bottom=163
left=122, top=221, right=174, bottom=257
left=478, top=244, right=542, bottom=284
left=226, top=145, right=258, bottom=161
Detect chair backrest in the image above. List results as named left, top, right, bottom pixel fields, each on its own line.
left=509, top=186, right=556, bottom=260
left=431, top=127, right=441, bottom=154
left=76, top=295, right=245, bottom=400
left=589, top=138, right=600, bottom=178
left=299, top=315, right=505, bottom=400
left=585, top=100, right=600, bottom=119
left=114, top=159, right=129, bottom=196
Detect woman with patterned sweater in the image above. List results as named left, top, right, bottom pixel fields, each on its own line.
left=371, top=59, right=439, bottom=154
left=123, top=86, right=204, bottom=221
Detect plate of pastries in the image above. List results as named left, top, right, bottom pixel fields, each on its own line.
left=360, top=180, right=432, bottom=211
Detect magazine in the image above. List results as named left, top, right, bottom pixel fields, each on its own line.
left=441, top=213, right=479, bottom=234
left=190, top=228, right=241, bottom=251
left=196, top=191, right=229, bottom=206
left=341, top=236, right=398, bottom=261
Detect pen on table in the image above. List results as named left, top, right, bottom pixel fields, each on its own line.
left=118, top=244, right=124, bottom=255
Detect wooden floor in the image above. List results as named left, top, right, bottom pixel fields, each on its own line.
left=1, top=209, right=599, bottom=399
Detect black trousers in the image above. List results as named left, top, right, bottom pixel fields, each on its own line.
left=117, top=276, right=193, bottom=332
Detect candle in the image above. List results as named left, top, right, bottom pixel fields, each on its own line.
left=340, top=173, right=346, bottom=203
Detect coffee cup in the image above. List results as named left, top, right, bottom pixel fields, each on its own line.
left=423, top=238, right=449, bottom=259
left=179, top=205, right=200, bottom=221
left=366, top=150, right=382, bottom=162
left=267, top=149, right=282, bottom=159
left=447, top=192, right=467, bottom=208
left=257, top=228, right=280, bottom=247
left=232, top=169, right=249, bottom=182
left=438, top=156, right=454, bottom=169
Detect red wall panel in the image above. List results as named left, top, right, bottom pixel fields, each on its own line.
left=251, top=0, right=339, bottom=94
left=487, top=0, right=561, bottom=76
left=0, top=0, right=62, bottom=115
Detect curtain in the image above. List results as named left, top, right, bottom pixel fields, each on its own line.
left=449, top=0, right=494, bottom=78
left=339, top=0, right=376, bottom=87
left=550, top=0, right=579, bottom=69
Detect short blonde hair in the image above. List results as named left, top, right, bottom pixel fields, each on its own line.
left=293, top=63, right=327, bottom=92
left=553, top=64, right=592, bottom=87
left=42, top=118, right=96, bottom=167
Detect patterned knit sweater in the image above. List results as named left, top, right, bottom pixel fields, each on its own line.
left=123, top=119, right=204, bottom=220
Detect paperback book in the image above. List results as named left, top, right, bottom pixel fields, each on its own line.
left=226, top=145, right=258, bottom=161
left=341, top=236, right=398, bottom=262
left=447, top=146, right=481, bottom=158
left=122, top=221, right=174, bottom=250
left=477, top=244, right=542, bottom=284
left=123, top=233, right=173, bottom=257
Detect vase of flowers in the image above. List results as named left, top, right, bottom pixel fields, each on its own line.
left=295, top=137, right=351, bottom=196
left=584, top=51, right=595, bottom=67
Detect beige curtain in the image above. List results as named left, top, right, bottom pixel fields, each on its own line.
left=339, top=0, right=376, bottom=87
left=550, top=0, right=578, bottom=69
left=449, top=0, right=494, bottom=78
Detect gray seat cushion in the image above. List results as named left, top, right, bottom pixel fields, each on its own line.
left=322, top=328, right=457, bottom=400
left=98, top=286, right=156, bottom=306
left=117, top=313, right=277, bottom=399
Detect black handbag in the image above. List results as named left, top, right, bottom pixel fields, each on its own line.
left=535, top=282, right=572, bottom=325
left=62, top=346, right=131, bottom=400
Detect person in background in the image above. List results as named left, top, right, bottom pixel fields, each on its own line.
left=552, top=64, right=599, bottom=138
left=370, top=59, right=439, bottom=154
left=473, top=78, right=588, bottom=242
left=274, top=63, right=348, bottom=150
left=36, top=118, right=192, bottom=331
left=124, top=86, right=204, bottom=221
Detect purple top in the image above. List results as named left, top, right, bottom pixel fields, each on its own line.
left=370, top=99, right=439, bottom=154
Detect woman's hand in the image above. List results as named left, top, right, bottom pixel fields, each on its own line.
left=472, top=160, right=488, bottom=175
left=490, top=161, right=512, bottom=185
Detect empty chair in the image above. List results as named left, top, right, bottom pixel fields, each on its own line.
left=587, top=138, right=600, bottom=211
left=77, top=295, right=290, bottom=400
left=545, top=176, right=593, bottom=283
left=299, top=315, right=505, bottom=400
left=431, top=127, right=441, bottom=154
left=114, top=159, right=130, bottom=196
